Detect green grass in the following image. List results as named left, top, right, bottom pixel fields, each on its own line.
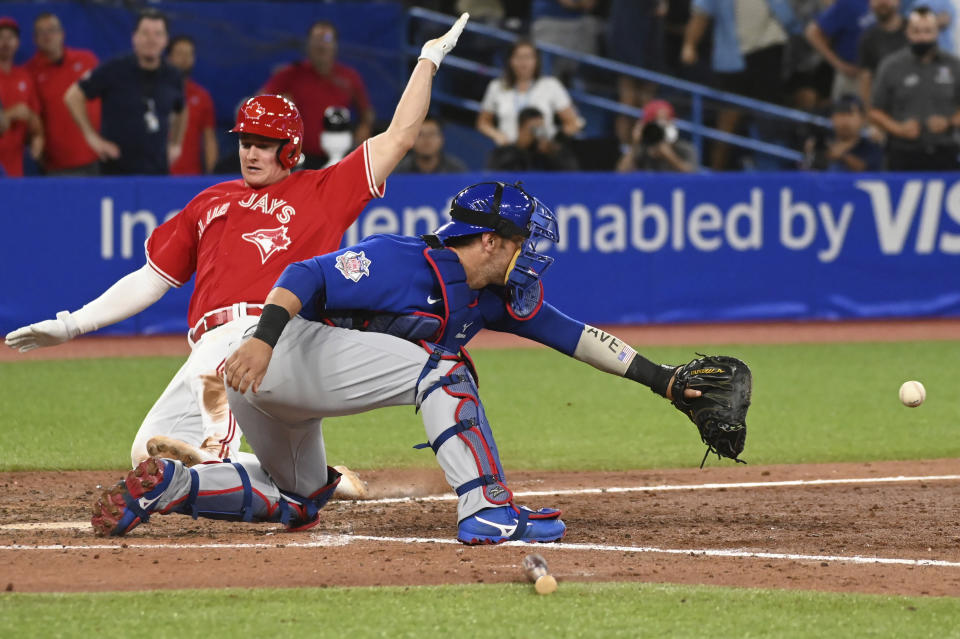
left=2, top=582, right=959, bottom=638
left=2, top=342, right=959, bottom=633
left=1, top=341, right=958, bottom=471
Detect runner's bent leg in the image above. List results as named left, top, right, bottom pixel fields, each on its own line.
left=130, top=317, right=259, bottom=465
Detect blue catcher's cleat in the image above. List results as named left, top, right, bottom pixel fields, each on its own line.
left=457, top=504, right=565, bottom=545
left=91, top=457, right=173, bottom=537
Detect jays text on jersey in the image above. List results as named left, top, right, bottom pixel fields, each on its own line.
left=145, top=141, right=384, bottom=328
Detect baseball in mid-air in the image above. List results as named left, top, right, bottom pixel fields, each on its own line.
left=898, top=381, right=926, bottom=407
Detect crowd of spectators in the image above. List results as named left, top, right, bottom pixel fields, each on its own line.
left=0, top=8, right=381, bottom=177
left=0, top=1, right=958, bottom=177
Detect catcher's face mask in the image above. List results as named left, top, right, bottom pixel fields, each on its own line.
left=431, top=181, right=558, bottom=318
left=502, top=196, right=557, bottom=317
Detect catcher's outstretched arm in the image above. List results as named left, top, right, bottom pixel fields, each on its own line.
left=571, top=324, right=700, bottom=400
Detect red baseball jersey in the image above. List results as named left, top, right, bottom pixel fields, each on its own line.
left=146, top=139, right=384, bottom=328
left=170, top=79, right=215, bottom=176
left=261, top=61, right=371, bottom=156
left=25, top=47, right=100, bottom=171
left=0, top=65, right=40, bottom=177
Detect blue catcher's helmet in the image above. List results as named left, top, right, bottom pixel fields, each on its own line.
left=431, top=182, right=559, bottom=319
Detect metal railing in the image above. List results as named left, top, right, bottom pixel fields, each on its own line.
left=408, top=7, right=832, bottom=164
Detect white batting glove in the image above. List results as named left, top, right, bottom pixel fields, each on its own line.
left=419, top=12, right=469, bottom=73
left=4, top=311, right=81, bottom=353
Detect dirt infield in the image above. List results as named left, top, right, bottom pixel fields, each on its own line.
left=2, top=319, right=958, bottom=597
left=2, top=460, right=959, bottom=597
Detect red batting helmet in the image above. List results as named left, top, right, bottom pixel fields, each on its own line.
left=231, top=95, right=304, bottom=169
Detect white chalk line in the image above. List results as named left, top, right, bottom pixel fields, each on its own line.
left=1, top=522, right=89, bottom=531
left=2, top=533, right=959, bottom=569
left=361, top=473, right=960, bottom=505
left=1, top=473, right=957, bottom=532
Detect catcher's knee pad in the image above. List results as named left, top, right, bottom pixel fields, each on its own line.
left=165, top=462, right=342, bottom=531
left=416, top=356, right=512, bottom=506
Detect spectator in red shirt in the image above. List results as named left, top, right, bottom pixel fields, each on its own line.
left=0, top=16, right=43, bottom=177
left=260, top=20, right=374, bottom=168
left=167, top=35, right=218, bottom=175
left=24, top=12, right=100, bottom=175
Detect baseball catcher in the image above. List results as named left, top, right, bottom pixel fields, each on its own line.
left=91, top=179, right=753, bottom=545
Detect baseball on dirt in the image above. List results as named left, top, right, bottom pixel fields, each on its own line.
left=522, top=553, right=557, bottom=595
left=898, top=380, right=925, bottom=407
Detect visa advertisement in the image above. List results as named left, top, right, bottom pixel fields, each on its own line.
left=1, top=172, right=958, bottom=335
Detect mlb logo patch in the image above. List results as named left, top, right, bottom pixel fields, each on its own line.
left=335, top=250, right=372, bottom=282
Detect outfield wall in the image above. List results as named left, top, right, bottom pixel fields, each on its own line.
left=1, top=172, right=958, bottom=335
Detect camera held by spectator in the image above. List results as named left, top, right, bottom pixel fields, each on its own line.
left=639, top=118, right=677, bottom=147
left=486, top=106, right=578, bottom=171
left=617, top=100, right=697, bottom=173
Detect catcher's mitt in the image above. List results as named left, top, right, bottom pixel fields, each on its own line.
left=670, top=354, right=751, bottom=467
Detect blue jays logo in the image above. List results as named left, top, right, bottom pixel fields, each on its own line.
left=335, top=250, right=371, bottom=282
left=242, top=226, right=292, bottom=264
left=242, top=100, right=266, bottom=120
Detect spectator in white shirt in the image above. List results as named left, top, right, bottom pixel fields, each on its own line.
left=476, top=38, right=583, bottom=147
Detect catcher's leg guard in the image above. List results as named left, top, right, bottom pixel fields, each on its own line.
left=91, top=458, right=341, bottom=536
left=165, top=462, right=342, bottom=531
left=415, top=346, right=564, bottom=538
left=276, top=474, right=342, bottom=532
left=416, top=354, right=512, bottom=509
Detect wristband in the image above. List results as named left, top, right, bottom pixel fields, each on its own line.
left=251, top=304, right=290, bottom=348
left=418, top=12, right=469, bottom=71
left=55, top=310, right=82, bottom=340
left=624, top=356, right=676, bottom=398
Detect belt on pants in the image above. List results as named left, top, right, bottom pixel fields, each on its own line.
left=188, top=303, right=264, bottom=345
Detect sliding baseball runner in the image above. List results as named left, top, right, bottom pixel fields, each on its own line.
left=5, top=14, right=472, bottom=499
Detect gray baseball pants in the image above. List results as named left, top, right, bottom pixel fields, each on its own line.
left=150, top=317, right=497, bottom=522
